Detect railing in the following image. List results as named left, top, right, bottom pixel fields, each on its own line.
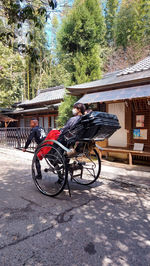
left=0, top=127, right=51, bottom=152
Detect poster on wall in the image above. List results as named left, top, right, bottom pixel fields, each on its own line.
left=133, top=129, right=147, bottom=140
left=136, top=115, right=144, bottom=127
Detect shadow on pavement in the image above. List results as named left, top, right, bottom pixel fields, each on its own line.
left=0, top=165, right=150, bottom=266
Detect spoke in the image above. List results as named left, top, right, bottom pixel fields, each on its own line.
left=32, top=145, right=67, bottom=197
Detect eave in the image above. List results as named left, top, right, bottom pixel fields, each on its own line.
left=67, top=70, right=150, bottom=96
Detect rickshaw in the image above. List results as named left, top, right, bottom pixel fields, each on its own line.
left=32, top=111, right=121, bottom=197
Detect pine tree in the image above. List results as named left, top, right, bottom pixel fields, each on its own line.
left=57, top=94, right=78, bottom=127
left=57, top=0, right=105, bottom=84
left=72, top=45, right=102, bottom=84
left=56, top=0, right=106, bottom=125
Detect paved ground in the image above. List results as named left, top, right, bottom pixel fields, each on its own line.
left=0, top=146, right=150, bottom=266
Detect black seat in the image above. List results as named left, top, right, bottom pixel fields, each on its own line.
left=63, top=111, right=121, bottom=146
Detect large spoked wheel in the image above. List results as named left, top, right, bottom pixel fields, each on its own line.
left=71, top=148, right=101, bottom=185
left=32, top=144, right=68, bottom=197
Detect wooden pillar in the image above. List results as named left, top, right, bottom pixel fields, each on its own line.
left=129, top=152, right=132, bottom=165
left=125, top=100, right=132, bottom=149
left=99, top=150, right=102, bottom=160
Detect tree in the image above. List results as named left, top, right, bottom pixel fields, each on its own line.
left=72, top=45, right=102, bottom=84
left=57, top=0, right=105, bottom=84
left=0, top=0, right=59, bottom=103
left=57, top=93, right=78, bottom=127
left=30, top=57, right=71, bottom=92
left=0, top=43, right=25, bottom=107
left=57, top=0, right=105, bottom=54
left=114, top=0, right=150, bottom=48
left=0, top=0, right=57, bottom=30
left=102, top=0, right=150, bottom=72
left=56, top=0, right=105, bottom=125
left=23, top=16, right=50, bottom=99
left=104, top=0, right=119, bottom=45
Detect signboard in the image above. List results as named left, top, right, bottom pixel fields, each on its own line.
left=133, top=129, right=147, bottom=140
left=136, top=115, right=144, bottom=127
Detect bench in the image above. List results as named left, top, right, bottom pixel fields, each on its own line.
left=99, top=147, right=150, bottom=165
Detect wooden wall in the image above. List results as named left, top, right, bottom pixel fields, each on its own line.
left=125, top=99, right=150, bottom=152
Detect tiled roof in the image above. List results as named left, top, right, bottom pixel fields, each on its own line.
left=117, top=56, right=150, bottom=76
left=12, top=103, right=60, bottom=114
left=67, top=56, right=150, bottom=95
left=67, top=70, right=150, bottom=93
left=77, top=84, right=150, bottom=104
left=19, top=86, right=65, bottom=107
left=0, top=108, right=12, bottom=112
left=67, top=71, right=120, bottom=90
left=0, top=114, right=17, bottom=122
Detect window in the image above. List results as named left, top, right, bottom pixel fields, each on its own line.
left=20, top=119, right=24, bottom=128
left=44, top=117, right=48, bottom=129
left=25, top=118, right=30, bottom=127
left=54, top=116, right=58, bottom=128
left=50, top=116, right=54, bottom=129
left=39, top=117, right=43, bottom=127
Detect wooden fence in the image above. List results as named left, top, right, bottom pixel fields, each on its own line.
left=0, top=127, right=50, bottom=151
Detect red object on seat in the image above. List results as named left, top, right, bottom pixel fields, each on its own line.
left=37, top=130, right=60, bottom=160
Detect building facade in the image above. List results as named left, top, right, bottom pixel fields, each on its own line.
left=0, top=86, right=65, bottom=150
left=67, top=57, right=150, bottom=164
left=10, top=85, right=65, bottom=131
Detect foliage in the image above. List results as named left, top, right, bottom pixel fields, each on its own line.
left=114, top=0, right=150, bottom=48
left=102, top=0, right=150, bottom=71
left=0, top=43, right=25, bottom=107
left=57, top=0, right=105, bottom=83
left=57, top=0, right=105, bottom=125
left=0, top=0, right=58, bottom=63
left=1, top=0, right=150, bottom=111
left=0, top=0, right=57, bottom=29
left=23, top=17, right=50, bottom=99
left=57, top=0, right=105, bottom=55
left=104, top=0, right=119, bottom=45
left=30, top=59, right=71, bottom=91
left=0, top=0, right=60, bottom=106
left=72, top=45, right=102, bottom=84
left=57, top=92, right=78, bottom=127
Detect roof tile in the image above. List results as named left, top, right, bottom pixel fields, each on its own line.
left=19, top=86, right=65, bottom=106
left=117, top=56, right=150, bottom=76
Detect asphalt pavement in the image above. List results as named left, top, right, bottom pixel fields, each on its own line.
left=0, top=146, right=150, bottom=266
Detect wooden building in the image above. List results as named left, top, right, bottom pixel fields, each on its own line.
left=67, top=57, right=150, bottom=165
left=10, top=85, right=65, bottom=130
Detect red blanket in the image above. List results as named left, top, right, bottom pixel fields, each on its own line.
left=37, top=130, right=60, bottom=160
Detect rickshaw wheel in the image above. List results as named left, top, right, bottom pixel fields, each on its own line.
left=32, top=144, right=68, bottom=197
left=71, top=148, right=101, bottom=185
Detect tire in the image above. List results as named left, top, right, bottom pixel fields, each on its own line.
left=71, top=148, right=101, bottom=185
left=32, top=144, right=68, bottom=197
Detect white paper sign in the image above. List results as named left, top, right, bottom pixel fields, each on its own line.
left=133, top=143, right=144, bottom=151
